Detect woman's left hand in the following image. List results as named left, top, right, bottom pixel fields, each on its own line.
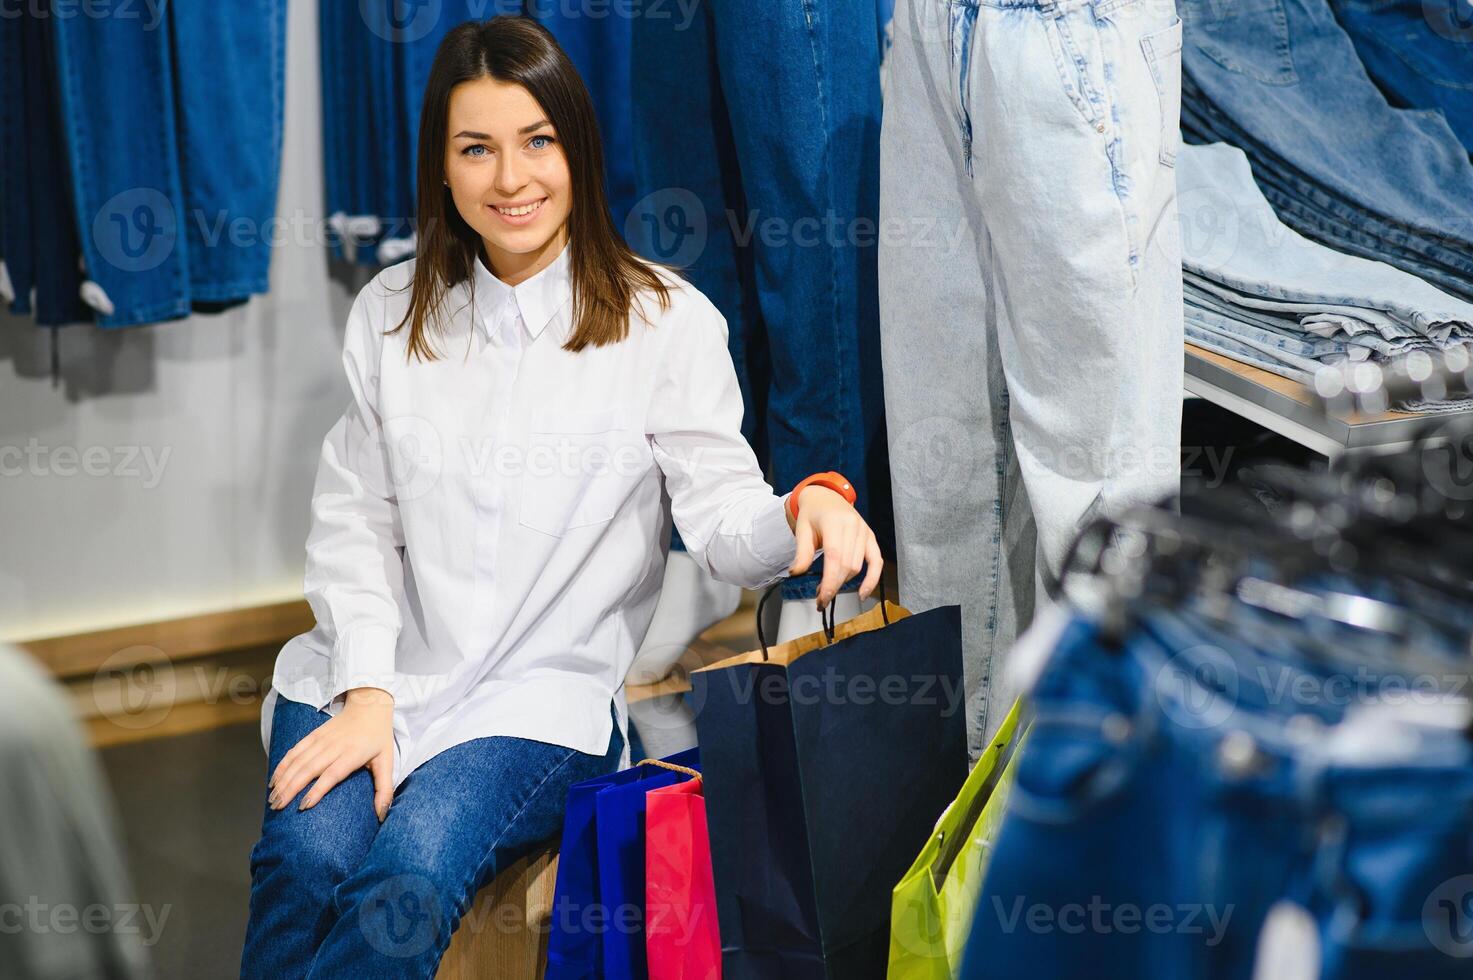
left=787, top=485, right=883, bottom=609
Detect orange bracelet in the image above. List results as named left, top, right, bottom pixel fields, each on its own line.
left=787, top=471, right=856, bottom=522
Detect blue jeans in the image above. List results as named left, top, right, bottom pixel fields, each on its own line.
left=319, top=0, right=368, bottom=262
left=48, top=0, right=286, bottom=327
left=628, top=0, right=891, bottom=598
left=241, top=692, right=624, bottom=977
left=1327, top=0, right=1473, bottom=156
left=0, top=11, right=90, bottom=327
left=960, top=609, right=1473, bottom=980
left=170, top=1, right=287, bottom=307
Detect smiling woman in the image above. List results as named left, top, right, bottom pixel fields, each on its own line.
left=238, top=13, right=882, bottom=978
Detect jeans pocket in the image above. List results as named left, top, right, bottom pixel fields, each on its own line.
left=1042, top=6, right=1109, bottom=133
left=518, top=407, right=629, bottom=536
left=1184, top=0, right=1298, bottom=85
left=1141, top=16, right=1183, bottom=167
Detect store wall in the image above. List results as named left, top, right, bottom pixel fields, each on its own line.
left=0, top=0, right=370, bottom=642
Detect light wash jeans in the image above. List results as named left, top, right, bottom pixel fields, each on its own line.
left=1188, top=275, right=1424, bottom=344
left=1178, top=142, right=1473, bottom=337
left=1184, top=303, right=1326, bottom=382
left=1183, top=280, right=1357, bottom=350
left=1184, top=297, right=1473, bottom=413
left=879, top=0, right=1184, bottom=756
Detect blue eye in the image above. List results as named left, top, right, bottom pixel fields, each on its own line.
left=461, top=144, right=488, bottom=158
left=529, top=134, right=555, bottom=150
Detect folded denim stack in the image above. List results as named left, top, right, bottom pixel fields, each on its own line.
left=1179, top=0, right=1473, bottom=303
left=1180, top=142, right=1473, bottom=412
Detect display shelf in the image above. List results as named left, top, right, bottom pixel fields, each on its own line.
left=1182, top=343, right=1458, bottom=459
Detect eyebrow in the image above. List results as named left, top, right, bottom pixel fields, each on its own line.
left=452, top=120, right=552, bottom=140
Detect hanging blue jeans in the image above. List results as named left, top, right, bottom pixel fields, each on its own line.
left=0, top=11, right=89, bottom=326
left=50, top=0, right=287, bottom=326
left=319, top=0, right=369, bottom=261
left=629, top=0, right=891, bottom=598
left=960, top=609, right=1473, bottom=980
left=241, top=691, right=624, bottom=977
left=169, top=1, right=287, bottom=307
left=49, top=2, right=187, bottom=327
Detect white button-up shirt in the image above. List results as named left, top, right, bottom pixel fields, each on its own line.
left=264, top=243, right=799, bottom=786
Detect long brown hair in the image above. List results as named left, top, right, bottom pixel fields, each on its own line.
left=389, top=16, right=671, bottom=361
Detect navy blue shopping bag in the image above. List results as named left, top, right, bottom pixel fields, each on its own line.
left=545, top=747, right=699, bottom=980
left=691, top=584, right=968, bottom=980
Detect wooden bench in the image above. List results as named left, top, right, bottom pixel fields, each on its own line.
left=437, top=846, right=560, bottom=979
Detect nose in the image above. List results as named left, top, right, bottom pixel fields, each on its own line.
left=493, top=152, right=526, bottom=199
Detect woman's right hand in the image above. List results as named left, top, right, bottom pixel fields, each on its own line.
left=268, top=686, right=397, bottom=822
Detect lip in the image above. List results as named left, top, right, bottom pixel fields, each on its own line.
left=488, top=197, right=547, bottom=227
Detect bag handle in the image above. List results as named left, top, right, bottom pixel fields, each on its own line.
left=636, top=758, right=701, bottom=781
left=755, top=570, right=891, bottom=662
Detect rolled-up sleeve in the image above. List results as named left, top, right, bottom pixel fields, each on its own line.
left=303, top=278, right=406, bottom=707
left=648, top=291, right=798, bottom=590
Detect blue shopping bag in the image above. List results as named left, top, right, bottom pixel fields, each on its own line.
left=595, top=759, right=702, bottom=980
left=546, top=747, right=700, bottom=980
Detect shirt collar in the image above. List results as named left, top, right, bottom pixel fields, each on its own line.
left=471, top=241, right=572, bottom=344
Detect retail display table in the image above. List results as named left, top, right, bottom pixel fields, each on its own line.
left=1182, top=343, right=1460, bottom=459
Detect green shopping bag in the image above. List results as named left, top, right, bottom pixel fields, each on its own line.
left=887, top=698, right=1028, bottom=979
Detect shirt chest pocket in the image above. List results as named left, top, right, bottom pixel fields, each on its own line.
left=518, top=407, right=648, bottom=536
